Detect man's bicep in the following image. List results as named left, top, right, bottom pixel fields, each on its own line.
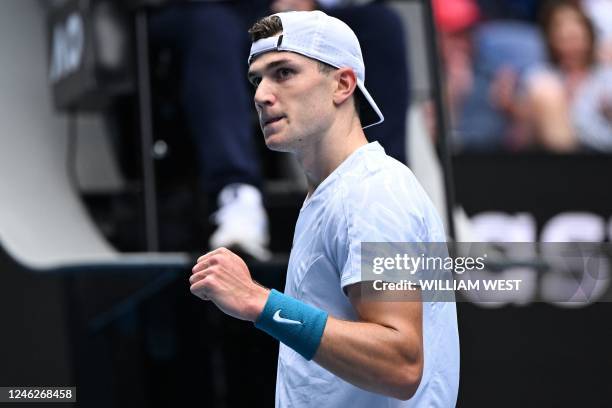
left=346, top=282, right=423, bottom=336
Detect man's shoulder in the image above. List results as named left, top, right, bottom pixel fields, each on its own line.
left=337, top=150, right=445, bottom=240
left=339, top=152, right=422, bottom=200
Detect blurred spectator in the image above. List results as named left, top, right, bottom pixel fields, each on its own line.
left=523, top=0, right=612, bottom=152
left=477, top=0, right=612, bottom=64
left=431, top=0, right=480, bottom=142
left=463, top=21, right=546, bottom=151
left=580, top=0, right=612, bottom=63
left=432, top=0, right=545, bottom=151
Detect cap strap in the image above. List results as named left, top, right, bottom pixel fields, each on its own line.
left=249, top=35, right=285, bottom=64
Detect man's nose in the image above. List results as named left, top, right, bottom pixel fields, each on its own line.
left=254, top=78, right=276, bottom=109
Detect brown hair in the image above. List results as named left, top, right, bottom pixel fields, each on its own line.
left=248, top=15, right=283, bottom=42
left=540, top=0, right=596, bottom=67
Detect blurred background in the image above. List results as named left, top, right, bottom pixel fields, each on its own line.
left=1, top=0, right=611, bottom=406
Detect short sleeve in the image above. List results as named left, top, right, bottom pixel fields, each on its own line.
left=330, top=170, right=440, bottom=292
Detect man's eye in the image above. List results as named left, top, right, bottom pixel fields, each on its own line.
left=277, top=68, right=293, bottom=80
left=251, top=77, right=261, bottom=88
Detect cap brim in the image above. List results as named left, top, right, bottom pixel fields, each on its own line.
left=356, top=79, right=384, bottom=129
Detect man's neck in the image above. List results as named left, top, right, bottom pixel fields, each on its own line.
left=297, top=115, right=368, bottom=195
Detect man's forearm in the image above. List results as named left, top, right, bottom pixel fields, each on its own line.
left=247, top=285, right=424, bottom=401
left=313, top=316, right=423, bottom=401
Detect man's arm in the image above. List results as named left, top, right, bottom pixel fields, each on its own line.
left=190, top=248, right=424, bottom=401
left=313, top=284, right=423, bottom=400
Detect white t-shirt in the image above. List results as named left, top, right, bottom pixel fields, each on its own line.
left=275, top=142, right=460, bottom=408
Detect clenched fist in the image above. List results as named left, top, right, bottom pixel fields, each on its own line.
left=190, top=247, right=269, bottom=322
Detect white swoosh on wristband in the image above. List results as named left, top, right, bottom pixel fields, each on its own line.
left=273, top=310, right=302, bottom=325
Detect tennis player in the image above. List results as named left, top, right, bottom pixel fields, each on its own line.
left=190, top=10, right=459, bottom=407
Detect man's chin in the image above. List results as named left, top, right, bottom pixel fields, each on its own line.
left=263, top=135, right=293, bottom=153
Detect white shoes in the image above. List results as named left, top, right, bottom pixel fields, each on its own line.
left=209, top=183, right=272, bottom=261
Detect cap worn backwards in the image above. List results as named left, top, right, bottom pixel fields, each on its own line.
left=248, top=10, right=384, bottom=129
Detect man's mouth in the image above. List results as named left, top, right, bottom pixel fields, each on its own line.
left=263, top=116, right=285, bottom=127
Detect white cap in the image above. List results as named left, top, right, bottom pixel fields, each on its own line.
left=248, top=10, right=384, bottom=129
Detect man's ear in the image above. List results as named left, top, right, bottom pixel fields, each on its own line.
left=333, top=67, right=358, bottom=106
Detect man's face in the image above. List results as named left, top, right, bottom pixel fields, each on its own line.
left=248, top=51, right=336, bottom=153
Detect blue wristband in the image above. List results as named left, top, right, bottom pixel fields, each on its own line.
left=255, top=289, right=328, bottom=360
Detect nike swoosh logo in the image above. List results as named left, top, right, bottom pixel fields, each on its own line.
left=273, top=310, right=302, bottom=325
